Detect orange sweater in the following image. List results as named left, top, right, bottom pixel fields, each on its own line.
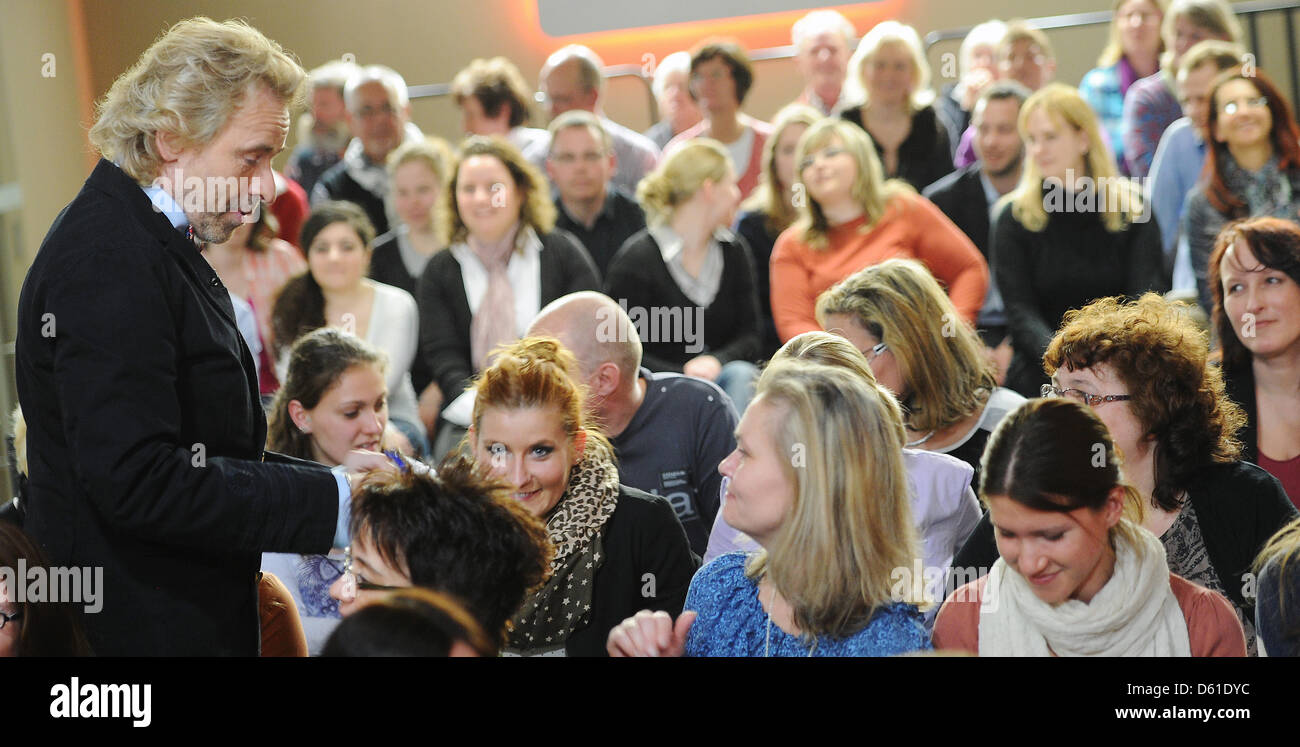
left=769, top=194, right=989, bottom=342
left=932, top=572, right=1247, bottom=657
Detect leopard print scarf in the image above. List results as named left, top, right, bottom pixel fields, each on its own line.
left=505, top=438, right=620, bottom=654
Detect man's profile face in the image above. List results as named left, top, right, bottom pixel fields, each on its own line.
left=166, top=83, right=287, bottom=244
left=543, top=60, right=598, bottom=119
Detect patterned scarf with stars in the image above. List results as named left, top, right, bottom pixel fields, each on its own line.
left=505, top=438, right=620, bottom=654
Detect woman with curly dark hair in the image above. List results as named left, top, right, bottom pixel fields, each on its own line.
left=1208, top=216, right=1300, bottom=509
left=952, top=292, right=1298, bottom=654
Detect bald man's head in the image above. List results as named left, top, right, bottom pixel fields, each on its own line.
left=529, top=292, right=641, bottom=381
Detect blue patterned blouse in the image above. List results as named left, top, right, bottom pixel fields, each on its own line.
left=683, top=553, right=932, bottom=657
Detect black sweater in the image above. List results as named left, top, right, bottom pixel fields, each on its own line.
left=842, top=104, right=954, bottom=192
left=951, top=460, right=1299, bottom=622
left=415, top=230, right=599, bottom=402
left=991, top=196, right=1167, bottom=397
left=603, top=229, right=762, bottom=372
left=564, top=485, right=700, bottom=656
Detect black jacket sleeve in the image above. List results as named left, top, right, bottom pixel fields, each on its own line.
left=709, top=236, right=762, bottom=366
left=415, top=250, right=474, bottom=402
left=991, top=203, right=1056, bottom=364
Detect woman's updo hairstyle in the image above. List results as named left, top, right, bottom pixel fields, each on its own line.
left=636, top=138, right=733, bottom=225
left=470, top=336, right=608, bottom=454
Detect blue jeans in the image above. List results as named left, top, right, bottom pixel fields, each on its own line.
left=715, top=360, right=758, bottom=415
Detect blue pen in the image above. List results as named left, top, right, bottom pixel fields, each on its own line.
left=383, top=449, right=409, bottom=473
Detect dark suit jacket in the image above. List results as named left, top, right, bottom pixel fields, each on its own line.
left=16, top=159, right=339, bottom=656
left=923, top=163, right=993, bottom=260
left=415, top=230, right=600, bottom=403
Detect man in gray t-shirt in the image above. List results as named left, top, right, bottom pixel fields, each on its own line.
left=530, top=293, right=737, bottom=556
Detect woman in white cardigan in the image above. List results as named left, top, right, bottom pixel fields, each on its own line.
left=272, top=200, right=425, bottom=457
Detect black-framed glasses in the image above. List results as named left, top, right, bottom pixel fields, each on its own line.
left=0, top=609, right=21, bottom=630
left=336, top=545, right=405, bottom=602
left=1041, top=383, right=1132, bottom=407
left=867, top=341, right=889, bottom=362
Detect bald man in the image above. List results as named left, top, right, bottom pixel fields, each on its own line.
left=529, top=292, right=735, bottom=555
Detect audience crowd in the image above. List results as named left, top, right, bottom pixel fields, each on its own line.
left=9, top=5, right=1300, bottom=659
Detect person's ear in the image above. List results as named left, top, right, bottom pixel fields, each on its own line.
left=1103, top=485, right=1126, bottom=528
left=573, top=428, right=588, bottom=459
left=288, top=400, right=313, bottom=434
left=155, top=130, right=187, bottom=163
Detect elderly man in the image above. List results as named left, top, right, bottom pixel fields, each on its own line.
left=539, top=45, right=660, bottom=193
left=16, top=17, right=380, bottom=656
left=312, top=64, right=422, bottom=236
left=546, top=111, right=646, bottom=277
left=529, top=292, right=736, bottom=556
left=285, top=58, right=359, bottom=196
left=642, top=52, right=703, bottom=151
left=791, top=9, right=856, bottom=116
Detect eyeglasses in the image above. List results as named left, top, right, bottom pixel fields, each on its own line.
left=356, top=103, right=397, bottom=120
left=0, top=609, right=21, bottom=631
left=1041, top=383, right=1132, bottom=407
left=335, top=545, right=405, bottom=602
left=1221, top=96, right=1269, bottom=116
left=866, top=341, right=889, bottom=362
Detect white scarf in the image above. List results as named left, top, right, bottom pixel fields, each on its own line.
left=979, top=520, right=1191, bottom=657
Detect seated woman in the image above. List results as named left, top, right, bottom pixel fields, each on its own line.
left=1121, top=0, right=1240, bottom=177
left=934, top=397, right=1246, bottom=656
left=272, top=201, right=425, bottom=457
left=0, top=522, right=93, bottom=656
left=1208, top=216, right=1300, bottom=507
left=262, top=327, right=394, bottom=655
left=1078, top=0, right=1166, bottom=175
left=992, top=83, right=1165, bottom=398
left=1254, top=517, right=1300, bottom=656
left=469, top=337, right=698, bottom=656
left=203, top=203, right=306, bottom=396
left=416, top=137, right=599, bottom=455
left=370, top=137, right=451, bottom=298
left=703, top=331, right=982, bottom=625
left=734, top=104, right=822, bottom=359
left=1183, top=68, right=1300, bottom=312
left=816, top=258, right=1026, bottom=488
left=609, top=358, right=932, bottom=656
left=606, top=138, right=762, bottom=411
left=953, top=293, right=1299, bottom=654
left=770, top=118, right=988, bottom=342
left=841, top=21, right=954, bottom=191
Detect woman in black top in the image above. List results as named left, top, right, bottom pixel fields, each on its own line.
left=415, top=136, right=598, bottom=448
left=992, top=83, right=1166, bottom=398
left=840, top=21, right=953, bottom=191
left=469, top=338, right=698, bottom=657
left=1209, top=216, right=1300, bottom=509
left=368, top=137, right=451, bottom=298
left=606, top=138, right=762, bottom=412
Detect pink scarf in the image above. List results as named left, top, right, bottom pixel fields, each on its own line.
left=468, top=224, right=520, bottom=372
